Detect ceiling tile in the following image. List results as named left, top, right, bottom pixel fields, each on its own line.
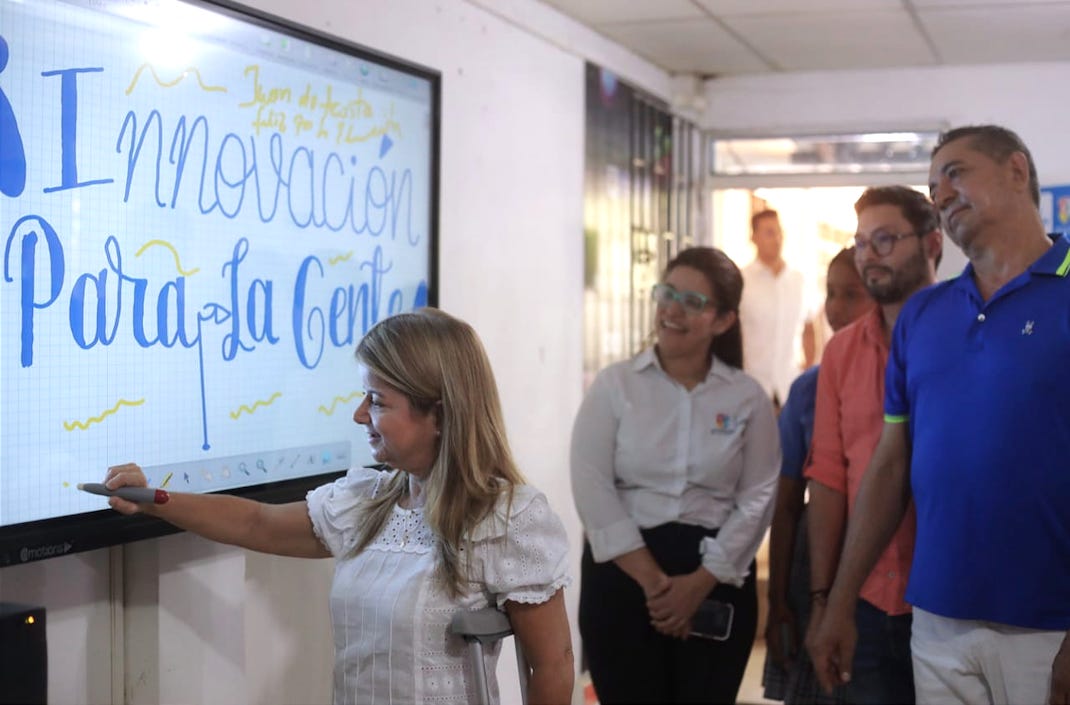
left=723, top=9, right=938, bottom=71
left=539, top=0, right=704, bottom=25
left=920, top=5, right=1070, bottom=63
left=596, top=19, right=772, bottom=75
left=693, top=0, right=903, bottom=16
left=541, top=0, right=1070, bottom=77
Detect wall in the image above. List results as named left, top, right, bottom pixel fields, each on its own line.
left=702, top=62, right=1070, bottom=180
left=702, top=62, right=1070, bottom=276
left=0, top=1, right=671, bottom=703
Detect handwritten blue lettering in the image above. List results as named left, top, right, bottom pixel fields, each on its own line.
left=3, top=215, right=65, bottom=367
left=40, top=67, right=113, bottom=193
left=292, top=254, right=324, bottom=369
left=0, top=35, right=27, bottom=198
left=116, top=110, right=417, bottom=241
left=3, top=57, right=428, bottom=454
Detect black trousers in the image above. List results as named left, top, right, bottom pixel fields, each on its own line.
left=579, top=523, right=758, bottom=705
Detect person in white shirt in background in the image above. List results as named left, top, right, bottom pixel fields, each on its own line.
left=740, top=209, right=817, bottom=410
left=571, top=246, right=780, bottom=704
left=102, top=308, right=574, bottom=705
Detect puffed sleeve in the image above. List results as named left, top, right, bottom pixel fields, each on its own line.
left=473, top=484, right=573, bottom=609
left=306, top=466, right=390, bottom=556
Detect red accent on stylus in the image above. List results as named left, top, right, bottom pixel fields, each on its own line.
left=154, top=489, right=170, bottom=505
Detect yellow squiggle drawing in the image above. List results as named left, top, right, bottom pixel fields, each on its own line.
left=230, top=392, right=282, bottom=420
left=135, top=239, right=200, bottom=276
left=64, top=398, right=146, bottom=431
left=318, top=391, right=364, bottom=416
left=126, top=64, right=227, bottom=96
left=328, top=252, right=354, bottom=265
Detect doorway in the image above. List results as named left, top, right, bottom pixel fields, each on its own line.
left=713, top=185, right=909, bottom=359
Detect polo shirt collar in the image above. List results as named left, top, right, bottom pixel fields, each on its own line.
left=633, top=346, right=734, bottom=382
left=1031, top=233, right=1070, bottom=277
left=950, top=234, right=1070, bottom=305
left=951, top=233, right=1070, bottom=300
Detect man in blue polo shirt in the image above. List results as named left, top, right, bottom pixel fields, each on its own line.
left=808, top=124, right=1070, bottom=705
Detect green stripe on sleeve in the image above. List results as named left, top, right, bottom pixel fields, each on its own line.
left=884, top=414, right=909, bottom=424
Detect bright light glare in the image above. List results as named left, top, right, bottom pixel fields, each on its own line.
left=856, top=132, right=922, bottom=144
left=139, top=28, right=200, bottom=69
left=113, top=0, right=227, bottom=34
left=114, top=1, right=229, bottom=68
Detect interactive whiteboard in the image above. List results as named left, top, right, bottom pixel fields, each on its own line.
left=0, top=0, right=439, bottom=564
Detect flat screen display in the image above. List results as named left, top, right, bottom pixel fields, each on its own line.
left=0, top=0, right=439, bottom=565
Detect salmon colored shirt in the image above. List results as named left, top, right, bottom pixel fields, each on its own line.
left=805, top=307, right=915, bottom=616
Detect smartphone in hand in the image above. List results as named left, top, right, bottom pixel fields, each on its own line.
left=689, top=599, right=734, bottom=641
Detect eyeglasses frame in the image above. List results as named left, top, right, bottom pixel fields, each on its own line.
left=853, top=229, right=921, bottom=258
left=651, top=283, right=715, bottom=316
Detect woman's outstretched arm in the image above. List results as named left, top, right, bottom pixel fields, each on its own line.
left=105, top=463, right=330, bottom=559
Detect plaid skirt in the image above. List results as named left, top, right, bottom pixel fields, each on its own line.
left=761, top=508, right=847, bottom=705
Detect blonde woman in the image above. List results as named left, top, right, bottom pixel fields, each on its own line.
left=105, top=308, right=574, bottom=705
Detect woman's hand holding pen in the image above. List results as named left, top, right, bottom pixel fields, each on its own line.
left=646, top=568, right=718, bottom=640
left=103, top=463, right=150, bottom=515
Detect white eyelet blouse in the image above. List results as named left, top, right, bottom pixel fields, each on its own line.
left=306, top=466, right=571, bottom=705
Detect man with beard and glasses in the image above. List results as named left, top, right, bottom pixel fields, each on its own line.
left=809, top=125, right=1070, bottom=705
left=803, top=186, right=941, bottom=704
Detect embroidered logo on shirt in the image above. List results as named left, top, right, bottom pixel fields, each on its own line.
left=711, top=413, right=736, bottom=433
left=1022, top=320, right=1035, bottom=335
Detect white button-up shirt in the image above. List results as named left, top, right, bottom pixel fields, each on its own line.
left=740, top=260, right=811, bottom=403
left=570, top=348, right=780, bottom=586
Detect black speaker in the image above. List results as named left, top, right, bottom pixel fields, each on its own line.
left=0, top=603, right=47, bottom=705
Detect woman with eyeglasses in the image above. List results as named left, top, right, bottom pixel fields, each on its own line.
left=571, top=247, right=780, bottom=704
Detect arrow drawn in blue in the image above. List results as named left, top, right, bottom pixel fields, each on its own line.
left=378, top=134, right=393, bottom=159
left=200, top=303, right=231, bottom=325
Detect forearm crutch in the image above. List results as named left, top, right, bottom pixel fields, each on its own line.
left=450, top=607, right=530, bottom=705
